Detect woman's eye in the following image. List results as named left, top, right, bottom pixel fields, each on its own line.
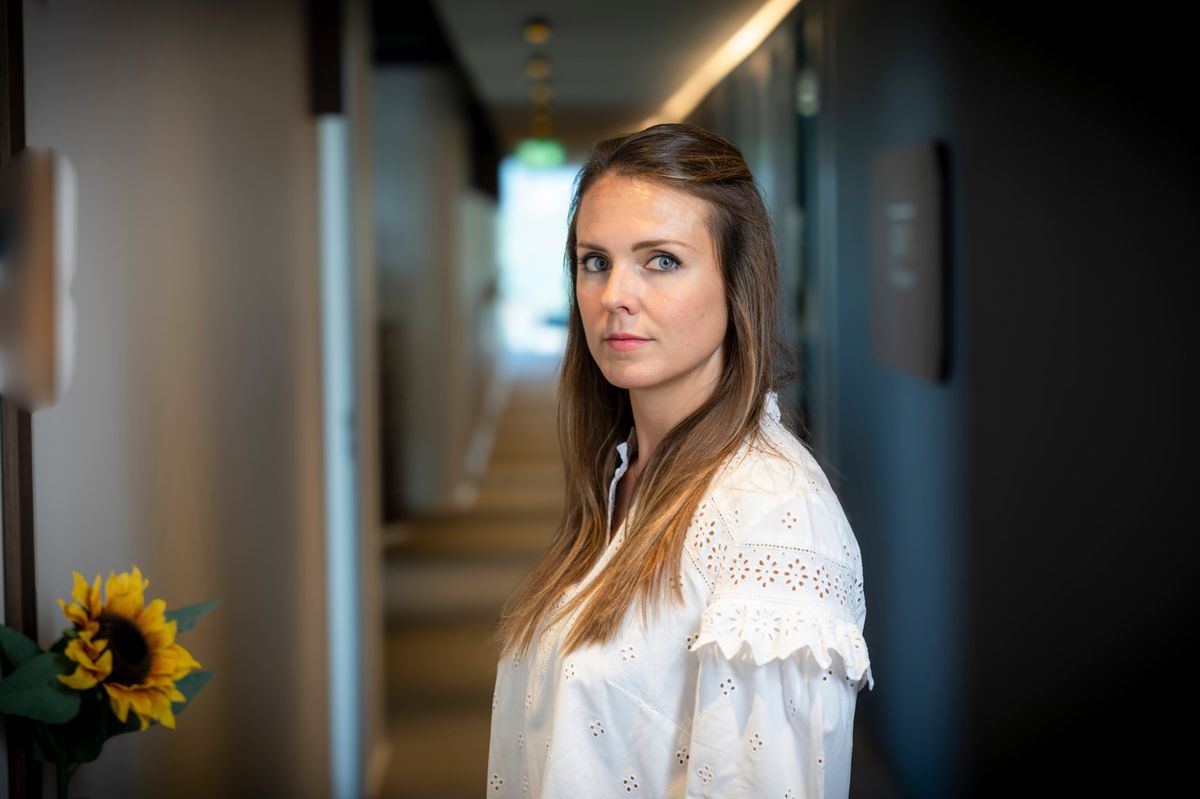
left=581, top=254, right=609, bottom=272
left=651, top=254, right=680, bottom=271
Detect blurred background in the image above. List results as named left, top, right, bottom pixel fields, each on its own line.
left=0, top=0, right=1194, bottom=797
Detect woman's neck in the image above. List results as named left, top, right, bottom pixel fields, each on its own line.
left=627, top=363, right=722, bottom=466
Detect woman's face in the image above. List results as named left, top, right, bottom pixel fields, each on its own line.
left=574, top=173, right=728, bottom=400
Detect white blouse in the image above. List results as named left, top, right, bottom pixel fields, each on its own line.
left=487, top=390, right=874, bottom=798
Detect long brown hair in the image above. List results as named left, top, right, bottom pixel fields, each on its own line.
left=494, top=122, right=797, bottom=659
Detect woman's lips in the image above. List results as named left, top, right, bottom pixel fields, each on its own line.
left=605, top=337, right=651, bottom=351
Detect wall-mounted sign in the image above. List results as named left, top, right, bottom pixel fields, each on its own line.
left=869, top=140, right=949, bottom=383
left=0, top=148, right=77, bottom=410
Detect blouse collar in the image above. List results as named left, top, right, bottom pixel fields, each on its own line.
left=614, top=389, right=781, bottom=469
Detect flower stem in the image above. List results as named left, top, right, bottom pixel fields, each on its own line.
left=34, top=722, right=72, bottom=799
left=57, top=761, right=70, bottom=799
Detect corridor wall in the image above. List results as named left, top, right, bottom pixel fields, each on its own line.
left=691, top=0, right=1194, bottom=796
left=2, top=0, right=385, bottom=796
left=373, top=66, right=500, bottom=516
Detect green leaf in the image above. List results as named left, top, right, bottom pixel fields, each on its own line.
left=31, top=689, right=131, bottom=765
left=0, top=625, right=42, bottom=667
left=172, top=670, right=213, bottom=716
left=60, top=690, right=130, bottom=763
left=164, top=600, right=221, bottom=634
left=0, top=653, right=81, bottom=723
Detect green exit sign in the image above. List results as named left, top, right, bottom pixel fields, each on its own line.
left=516, top=138, right=565, bottom=168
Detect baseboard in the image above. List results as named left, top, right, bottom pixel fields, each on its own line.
left=366, top=737, right=392, bottom=799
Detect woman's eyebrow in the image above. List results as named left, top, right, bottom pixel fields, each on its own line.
left=576, top=239, right=693, bottom=252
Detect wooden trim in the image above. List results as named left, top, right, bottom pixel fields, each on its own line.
left=1, top=0, right=41, bottom=795
left=307, top=0, right=343, bottom=115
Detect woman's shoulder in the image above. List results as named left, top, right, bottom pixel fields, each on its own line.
left=706, top=401, right=862, bottom=571
left=691, top=396, right=872, bottom=683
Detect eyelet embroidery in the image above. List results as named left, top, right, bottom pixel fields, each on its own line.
left=728, top=551, right=753, bottom=586
left=782, top=557, right=808, bottom=591
left=621, top=774, right=640, bottom=792
left=697, top=765, right=714, bottom=784
left=488, top=773, right=503, bottom=791
left=754, top=553, right=782, bottom=587
left=692, top=597, right=873, bottom=687
left=722, top=543, right=859, bottom=612
left=588, top=720, right=607, bottom=738
left=675, top=745, right=690, bottom=765
left=749, top=732, right=764, bottom=752
left=748, top=604, right=779, bottom=645
left=683, top=503, right=731, bottom=591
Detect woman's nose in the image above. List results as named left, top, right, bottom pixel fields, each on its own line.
left=599, top=261, right=640, bottom=314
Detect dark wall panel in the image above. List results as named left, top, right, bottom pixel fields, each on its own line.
left=695, top=0, right=1195, bottom=796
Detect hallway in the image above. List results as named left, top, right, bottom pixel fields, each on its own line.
left=380, top=351, right=562, bottom=798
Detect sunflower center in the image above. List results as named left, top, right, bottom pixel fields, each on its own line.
left=96, top=612, right=152, bottom=685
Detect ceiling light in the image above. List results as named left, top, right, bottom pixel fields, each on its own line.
left=525, top=55, right=551, bottom=81
left=523, top=17, right=551, bottom=45
left=640, top=0, right=802, bottom=127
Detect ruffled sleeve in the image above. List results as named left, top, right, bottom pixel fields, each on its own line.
left=683, top=476, right=873, bottom=798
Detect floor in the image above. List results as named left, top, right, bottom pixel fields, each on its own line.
left=379, top=349, right=906, bottom=799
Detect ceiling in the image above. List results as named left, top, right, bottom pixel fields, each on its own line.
left=429, top=0, right=766, bottom=159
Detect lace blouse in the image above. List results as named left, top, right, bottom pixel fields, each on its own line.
left=486, top=390, right=874, bottom=798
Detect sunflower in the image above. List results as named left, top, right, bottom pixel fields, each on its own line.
left=56, top=565, right=202, bottom=731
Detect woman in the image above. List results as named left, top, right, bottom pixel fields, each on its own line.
left=487, top=123, right=873, bottom=798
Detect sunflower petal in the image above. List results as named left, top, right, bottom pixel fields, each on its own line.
left=137, top=597, right=167, bottom=628
left=69, top=572, right=90, bottom=607
left=62, top=637, right=113, bottom=681
left=87, top=574, right=103, bottom=618
left=105, top=684, right=132, bottom=723
left=150, top=692, right=176, bottom=729
left=169, top=643, right=202, bottom=678
left=58, top=597, right=92, bottom=629
left=58, top=668, right=99, bottom=690
left=105, top=566, right=148, bottom=620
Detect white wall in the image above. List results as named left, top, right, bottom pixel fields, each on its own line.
left=373, top=67, right=499, bottom=514
left=5, top=0, right=379, bottom=795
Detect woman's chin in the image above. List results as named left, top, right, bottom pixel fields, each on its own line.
left=600, top=368, right=662, bottom=392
